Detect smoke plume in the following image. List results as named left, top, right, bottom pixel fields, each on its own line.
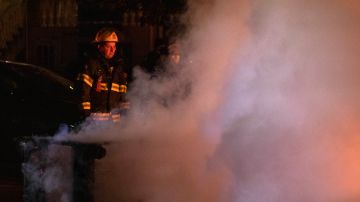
left=53, top=0, right=360, bottom=201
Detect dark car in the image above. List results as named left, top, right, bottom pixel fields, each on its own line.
left=0, top=60, right=81, bottom=199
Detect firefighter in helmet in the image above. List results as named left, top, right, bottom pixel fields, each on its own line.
left=73, top=27, right=128, bottom=201
left=77, top=27, right=128, bottom=122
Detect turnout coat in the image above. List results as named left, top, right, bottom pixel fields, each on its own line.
left=77, top=52, right=128, bottom=117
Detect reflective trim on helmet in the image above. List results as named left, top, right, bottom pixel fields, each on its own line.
left=82, top=102, right=91, bottom=110
left=111, top=83, right=127, bottom=93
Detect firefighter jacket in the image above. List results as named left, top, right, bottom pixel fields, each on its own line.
left=77, top=52, right=128, bottom=117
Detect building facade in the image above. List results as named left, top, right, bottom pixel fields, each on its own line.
left=0, top=0, right=185, bottom=79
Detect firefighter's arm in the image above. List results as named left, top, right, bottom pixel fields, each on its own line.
left=77, top=63, right=94, bottom=117
left=118, top=72, right=130, bottom=113
left=121, top=72, right=130, bottom=107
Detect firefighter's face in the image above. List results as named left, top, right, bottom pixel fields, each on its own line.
left=169, top=53, right=181, bottom=65
left=168, top=43, right=181, bottom=65
left=98, top=42, right=117, bottom=59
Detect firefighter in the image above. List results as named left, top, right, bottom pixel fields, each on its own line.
left=158, top=39, right=192, bottom=107
left=168, top=40, right=181, bottom=66
left=77, top=27, right=128, bottom=122
left=73, top=28, right=128, bottom=202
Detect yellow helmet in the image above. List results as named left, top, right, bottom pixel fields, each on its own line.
left=93, top=28, right=119, bottom=43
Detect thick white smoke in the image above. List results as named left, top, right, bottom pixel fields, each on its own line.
left=89, top=1, right=249, bottom=201
left=51, top=0, right=360, bottom=201
left=216, top=0, right=360, bottom=201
